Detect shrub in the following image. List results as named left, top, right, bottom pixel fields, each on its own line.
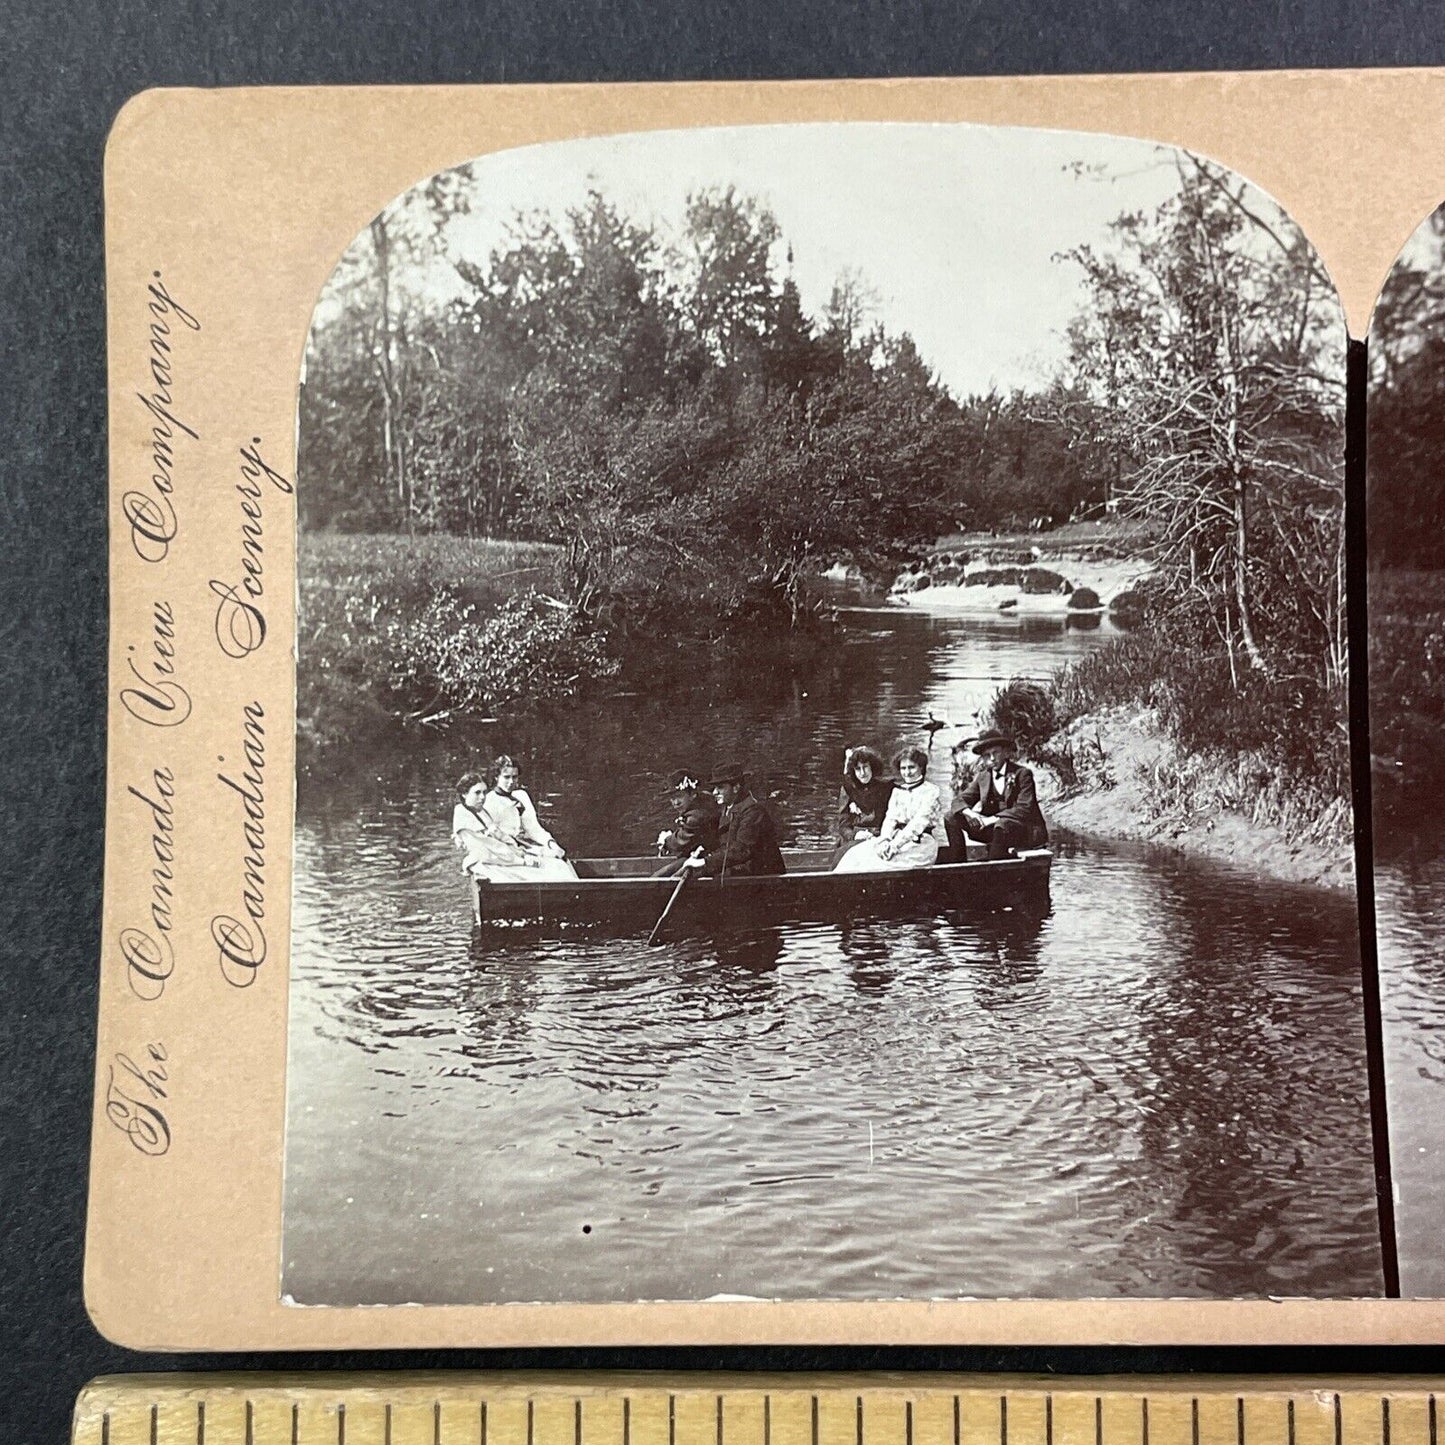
left=987, top=678, right=1058, bottom=753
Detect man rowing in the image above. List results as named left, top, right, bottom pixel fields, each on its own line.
left=652, top=769, right=722, bottom=877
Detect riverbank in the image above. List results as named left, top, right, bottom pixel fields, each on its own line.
left=1369, top=566, right=1445, bottom=848
left=1032, top=705, right=1356, bottom=892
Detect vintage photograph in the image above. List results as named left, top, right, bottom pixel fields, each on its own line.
left=1367, top=206, right=1445, bottom=1298
left=281, top=122, right=1381, bottom=1305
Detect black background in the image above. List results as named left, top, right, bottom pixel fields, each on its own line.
left=6, top=3, right=1445, bottom=1442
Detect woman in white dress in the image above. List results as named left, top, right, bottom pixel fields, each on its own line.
left=451, top=756, right=578, bottom=882
left=832, top=746, right=944, bottom=872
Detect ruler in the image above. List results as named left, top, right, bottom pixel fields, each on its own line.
left=71, top=1375, right=1442, bottom=1445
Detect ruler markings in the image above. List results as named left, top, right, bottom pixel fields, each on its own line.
left=71, top=1382, right=1445, bottom=1445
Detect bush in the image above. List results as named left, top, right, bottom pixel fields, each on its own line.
left=987, top=678, right=1058, bottom=753
left=297, top=534, right=616, bottom=751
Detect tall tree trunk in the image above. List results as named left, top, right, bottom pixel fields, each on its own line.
left=1221, top=347, right=1268, bottom=675
left=370, top=216, right=411, bottom=531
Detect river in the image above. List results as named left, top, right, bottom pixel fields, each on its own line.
left=1375, top=831, right=1445, bottom=1298
left=282, top=605, right=1384, bottom=1304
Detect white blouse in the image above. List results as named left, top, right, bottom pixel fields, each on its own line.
left=878, top=780, right=945, bottom=845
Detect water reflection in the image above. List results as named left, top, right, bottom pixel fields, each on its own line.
left=283, top=608, right=1381, bottom=1305
left=1375, top=834, right=1445, bottom=1296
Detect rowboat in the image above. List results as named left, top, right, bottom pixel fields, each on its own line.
left=470, top=846, right=1051, bottom=932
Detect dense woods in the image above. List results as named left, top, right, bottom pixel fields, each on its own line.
left=1366, top=205, right=1445, bottom=827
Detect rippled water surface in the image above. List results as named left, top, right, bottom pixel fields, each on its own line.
left=283, top=607, right=1383, bottom=1303
left=1376, top=841, right=1445, bottom=1297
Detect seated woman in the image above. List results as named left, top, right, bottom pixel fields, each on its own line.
left=451, top=756, right=578, bottom=882
left=832, top=745, right=943, bottom=872
left=831, top=745, right=894, bottom=865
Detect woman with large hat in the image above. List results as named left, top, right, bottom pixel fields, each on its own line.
left=944, top=729, right=1048, bottom=861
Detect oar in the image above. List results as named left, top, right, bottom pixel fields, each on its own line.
left=649, top=849, right=704, bottom=946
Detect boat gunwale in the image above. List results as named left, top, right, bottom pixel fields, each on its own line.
left=473, top=848, right=1052, bottom=894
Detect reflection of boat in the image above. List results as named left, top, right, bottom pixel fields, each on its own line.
left=471, top=847, right=1051, bottom=931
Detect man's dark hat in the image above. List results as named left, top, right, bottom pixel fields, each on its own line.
left=667, top=769, right=702, bottom=791
left=707, top=762, right=747, bottom=786
left=972, top=730, right=1018, bottom=756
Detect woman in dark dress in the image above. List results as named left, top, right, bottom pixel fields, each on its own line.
left=832, top=745, right=894, bottom=863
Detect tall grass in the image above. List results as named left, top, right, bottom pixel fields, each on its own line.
left=1029, top=629, right=1351, bottom=845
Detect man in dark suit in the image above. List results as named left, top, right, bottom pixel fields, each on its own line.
left=653, top=769, right=722, bottom=876
left=945, top=730, right=1049, bottom=861
left=687, top=763, right=786, bottom=877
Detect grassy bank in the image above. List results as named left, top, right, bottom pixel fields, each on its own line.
left=1370, top=566, right=1445, bottom=841
left=298, top=533, right=613, bottom=752
left=987, top=629, right=1354, bottom=888
left=297, top=531, right=836, bottom=755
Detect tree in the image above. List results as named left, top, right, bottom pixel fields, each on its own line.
left=1367, top=203, right=1445, bottom=569
left=1062, top=153, right=1347, bottom=686
left=680, top=186, right=782, bottom=368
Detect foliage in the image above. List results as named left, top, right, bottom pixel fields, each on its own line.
left=296, top=534, right=613, bottom=751
left=987, top=680, right=1058, bottom=753
left=1369, top=206, right=1445, bottom=569
left=1052, top=631, right=1349, bottom=806
left=1060, top=152, right=1347, bottom=687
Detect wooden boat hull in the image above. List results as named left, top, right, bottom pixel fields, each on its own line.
left=471, top=847, right=1052, bottom=932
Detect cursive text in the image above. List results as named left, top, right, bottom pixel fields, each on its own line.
left=211, top=700, right=268, bottom=987
left=105, top=1043, right=171, bottom=1157
left=121, top=272, right=200, bottom=564
left=117, top=766, right=177, bottom=1000
left=209, top=438, right=294, bottom=658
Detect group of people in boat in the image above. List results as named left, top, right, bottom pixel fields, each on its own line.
left=451, top=732, right=1047, bottom=883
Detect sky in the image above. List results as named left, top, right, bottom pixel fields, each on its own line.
left=342, top=123, right=1284, bottom=400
